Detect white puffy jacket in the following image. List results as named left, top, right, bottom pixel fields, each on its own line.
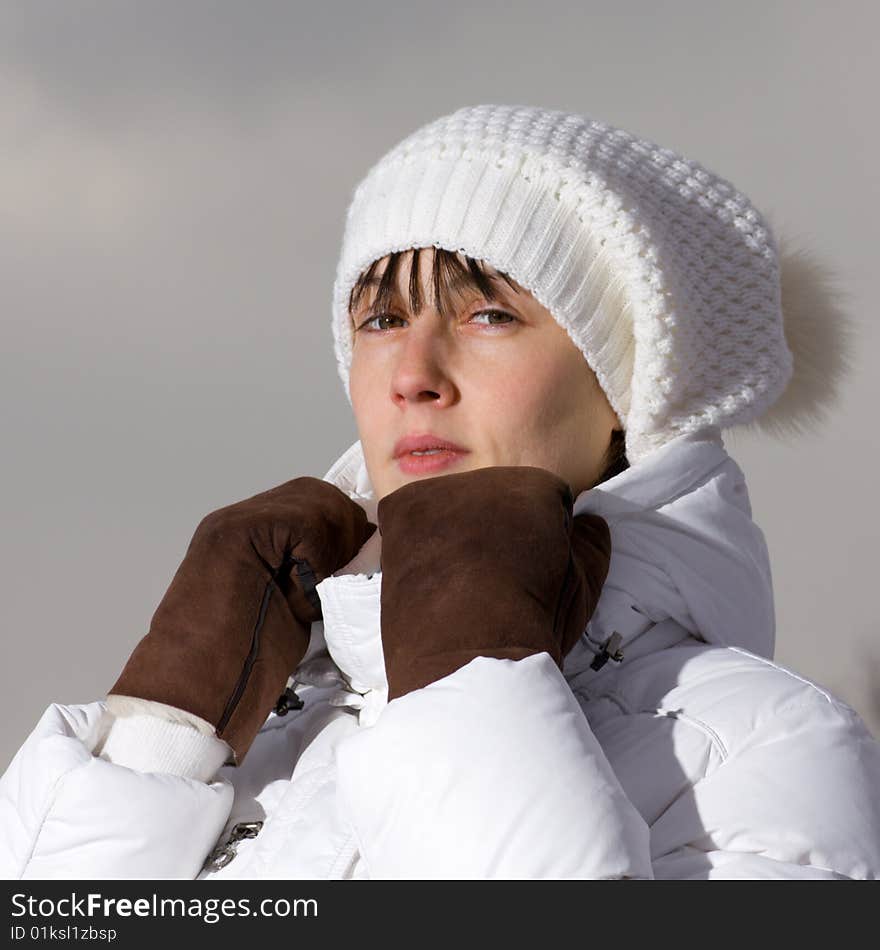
left=2, top=427, right=879, bottom=879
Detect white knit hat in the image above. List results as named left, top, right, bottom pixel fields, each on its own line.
left=330, top=103, right=852, bottom=465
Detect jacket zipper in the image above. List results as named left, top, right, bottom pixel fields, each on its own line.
left=589, top=631, right=625, bottom=671
left=203, top=821, right=264, bottom=872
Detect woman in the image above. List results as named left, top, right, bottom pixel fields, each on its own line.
left=2, top=104, right=878, bottom=880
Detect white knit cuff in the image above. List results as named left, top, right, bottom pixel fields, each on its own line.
left=105, top=694, right=218, bottom=736
left=99, top=713, right=233, bottom=783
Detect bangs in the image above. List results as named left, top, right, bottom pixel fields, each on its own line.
left=348, top=247, right=521, bottom=324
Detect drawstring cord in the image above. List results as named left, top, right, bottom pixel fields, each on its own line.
left=275, top=654, right=389, bottom=729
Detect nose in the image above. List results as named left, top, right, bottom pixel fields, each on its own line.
left=390, top=324, right=457, bottom=408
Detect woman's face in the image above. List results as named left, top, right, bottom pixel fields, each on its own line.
left=349, top=247, right=620, bottom=503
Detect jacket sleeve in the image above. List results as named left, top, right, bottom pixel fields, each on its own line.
left=0, top=701, right=234, bottom=880
left=333, top=652, right=654, bottom=879
left=648, top=695, right=880, bottom=880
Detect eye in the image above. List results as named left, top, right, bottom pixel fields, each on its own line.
left=353, top=308, right=518, bottom=333
left=469, top=309, right=517, bottom=327
left=355, top=313, right=406, bottom=332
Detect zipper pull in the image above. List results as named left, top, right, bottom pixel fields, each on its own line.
left=203, top=820, right=263, bottom=872
left=589, top=631, right=625, bottom=671
left=274, top=685, right=305, bottom=716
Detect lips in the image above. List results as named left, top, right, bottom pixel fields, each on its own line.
left=393, top=433, right=470, bottom=477
left=393, top=433, right=468, bottom=459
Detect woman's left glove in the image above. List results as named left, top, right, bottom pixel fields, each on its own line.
left=376, top=465, right=612, bottom=701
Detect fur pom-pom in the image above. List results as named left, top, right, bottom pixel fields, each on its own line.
left=728, top=221, right=859, bottom=442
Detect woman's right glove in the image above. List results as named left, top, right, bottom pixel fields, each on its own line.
left=376, top=464, right=612, bottom=701
left=108, top=477, right=376, bottom=764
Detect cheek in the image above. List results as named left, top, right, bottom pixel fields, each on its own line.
left=349, top=345, right=380, bottom=410
left=477, top=348, right=578, bottom=431
left=349, top=354, right=382, bottom=439
left=349, top=358, right=366, bottom=410
left=349, top=359, right=388, bottom=493
left=476, top=350, right=600, bottom=479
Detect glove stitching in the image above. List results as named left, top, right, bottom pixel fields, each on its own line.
left=216, top=565, right=286, bottom=743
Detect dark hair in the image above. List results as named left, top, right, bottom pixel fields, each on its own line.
left=348, top=246, right=520, bottom=323
left=349, top=246, right=630, bottom=487
left=594, top=428, right=629, bottom=486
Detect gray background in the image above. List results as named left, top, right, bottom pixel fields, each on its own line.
left=3, top=0, right=878, bottom=772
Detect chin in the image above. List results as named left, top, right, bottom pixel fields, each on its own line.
left=380, top=459, right=475, bottom=499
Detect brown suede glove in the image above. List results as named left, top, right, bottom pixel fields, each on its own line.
left=376, top=465, right=612, bottom=701
left=109, top=477, right=376, bottom=764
